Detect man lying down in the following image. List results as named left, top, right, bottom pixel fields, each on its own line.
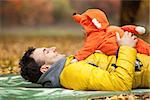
left=19, top=32, right=150, bottom=91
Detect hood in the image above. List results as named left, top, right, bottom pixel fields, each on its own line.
left=73, top=9, right=109, bottom=34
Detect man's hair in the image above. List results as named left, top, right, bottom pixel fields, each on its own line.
left=19, top=47, right=43, bottom=83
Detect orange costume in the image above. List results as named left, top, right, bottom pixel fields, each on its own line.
left=73, top=9, right=150, bottom=61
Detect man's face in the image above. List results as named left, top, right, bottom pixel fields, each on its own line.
left=31, top=47, right=65, bottom=65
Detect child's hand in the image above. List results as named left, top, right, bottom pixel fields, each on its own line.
left=70, top=58, right=78, bottom=63
left=116, top=31, right=138, bottom=48
left=135, top=26, right=145, bottom=34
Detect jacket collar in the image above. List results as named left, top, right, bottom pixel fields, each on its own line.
left=37, top=57, right=66, bottom=88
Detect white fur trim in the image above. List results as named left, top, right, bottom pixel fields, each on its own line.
left=92, top=18, right=101, bottom=29
left=95, top=50, right=103, bottom=53
left=70, top=59, right=78, bottom=63
left=135, top=26, right=145, bottom=34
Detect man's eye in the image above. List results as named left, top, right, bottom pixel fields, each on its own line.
left=43, top=49, right=46, bottom=52
left=43, top=49, right=49, bottom=54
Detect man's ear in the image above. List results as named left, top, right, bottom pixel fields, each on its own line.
left=40, top=64, right=50, bottom=73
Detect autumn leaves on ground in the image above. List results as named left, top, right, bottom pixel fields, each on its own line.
left=0, top=35, right=82, bottom=75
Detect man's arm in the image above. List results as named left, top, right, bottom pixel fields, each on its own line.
left=88, top=32, right=137, bottom=91
left=61, top=32, right=138, bottom=91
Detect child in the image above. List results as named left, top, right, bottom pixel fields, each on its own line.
left=72, top=9, right=150, bottom=62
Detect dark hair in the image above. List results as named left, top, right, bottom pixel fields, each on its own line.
left=19, top=47, right=43, bottom=83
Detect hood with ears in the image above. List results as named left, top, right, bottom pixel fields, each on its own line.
left=72, top=9, right=109, bottom=33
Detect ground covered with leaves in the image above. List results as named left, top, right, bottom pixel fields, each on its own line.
left=90, top=93, right=150, bottom=100
left=0, top=36, right=82, bottom=74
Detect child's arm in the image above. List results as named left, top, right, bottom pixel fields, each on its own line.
left=121, top=25, right=145, bottom=35
left=75, top=31, right=105, bottom=61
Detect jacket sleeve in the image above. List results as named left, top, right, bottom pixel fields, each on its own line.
left=121, top=25, right=139, bottom=35
left=88, top=46, right=137, bottom=91
left=75, top=31, right=105, bottom=61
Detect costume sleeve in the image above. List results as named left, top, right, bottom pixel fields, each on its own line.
left=88, top=46, right=137, bottom=91
left=121, top=25, right=139, bottom=34
left=75, top=31, right=105, bottom=61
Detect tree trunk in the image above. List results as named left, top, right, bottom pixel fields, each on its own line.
left=120, top=0, right=141, bottom=25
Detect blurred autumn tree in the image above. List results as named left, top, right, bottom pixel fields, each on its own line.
left=0, top=0, right=149, bottom=27
left=120, top=0, right=141, bottom=25
left=20, top=0, right=53, bottom=26
left=51, top=0, right=73, bottom=23
left=0, top=0, right=21, bottom=26
left=70, top=0, right=121, bottom=24
left=120, top=0, right=149, bottom=26
left=0, top=0, right=53, bottom=26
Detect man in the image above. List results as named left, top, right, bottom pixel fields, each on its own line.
left=19, top=32, right=150, bottom=91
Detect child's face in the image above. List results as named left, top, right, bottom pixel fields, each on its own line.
left=31, top=47, right=66, bottom=65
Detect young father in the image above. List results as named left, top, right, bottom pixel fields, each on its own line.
left=19, top=32, right=150, bottom=91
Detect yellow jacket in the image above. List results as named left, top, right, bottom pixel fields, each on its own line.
left=60, top=46, right=150, bottom=91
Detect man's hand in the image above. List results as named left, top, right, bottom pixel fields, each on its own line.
left=116, top=31, right=138, bottom=48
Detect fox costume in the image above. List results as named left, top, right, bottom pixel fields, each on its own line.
left=73, top=9, right=150, bottom=61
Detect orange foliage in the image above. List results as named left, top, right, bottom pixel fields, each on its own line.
left=0, top=0, right=53, bottom=26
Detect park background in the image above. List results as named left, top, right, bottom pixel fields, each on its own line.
left=0, top=0, right=150, bottom=99
left=0, top=0, right=149, bottom=75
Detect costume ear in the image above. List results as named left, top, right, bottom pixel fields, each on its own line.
left=92, top=18, right=102, bottom=29
left=40, top=64, right=49, bottom=73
